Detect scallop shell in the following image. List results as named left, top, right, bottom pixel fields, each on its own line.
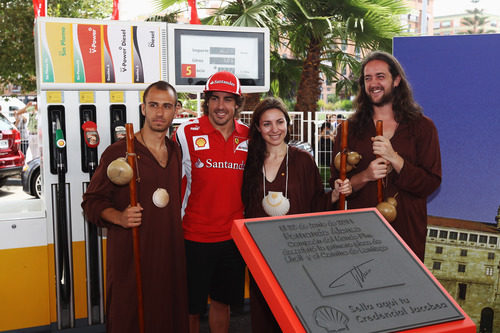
left=313, top=306, right=349, bottom=332
left=262, top=191, right=290, bottom=216
left=152, top=188, right=169, bottom=208
left=106, top=157, right=133, bottom=185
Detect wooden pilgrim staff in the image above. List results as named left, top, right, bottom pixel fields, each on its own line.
left=125, top=123, right=145, bottom=333
left=376, top=120, right=384, bottom=203
left=338, top=120, right=348, bottom=210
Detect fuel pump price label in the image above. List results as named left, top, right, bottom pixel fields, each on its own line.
left=46, top=91, right=63, bottom=104
left=110, top=91, right=125, bottom=103
left=79, top=91, right=95, bottom=104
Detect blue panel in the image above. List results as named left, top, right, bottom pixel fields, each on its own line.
left=394, top=35, right=500, bottom=223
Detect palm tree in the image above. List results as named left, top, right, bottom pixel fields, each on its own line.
left=150, top=0, right=408, bottom=114
left=461, top=8, right=496, bottom=34
left=277, top=0, right=407, bottom=113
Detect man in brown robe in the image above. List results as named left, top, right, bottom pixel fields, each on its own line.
left=82, top=81, right=189, bottom=332
left=330, top=51, right=442, bottom=261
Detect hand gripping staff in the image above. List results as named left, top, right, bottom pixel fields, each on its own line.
left=338, top=120, right=348, bottom=210
left=125, top=123, right=145, bottom=333
left=376, top=120, right=384, bottom=203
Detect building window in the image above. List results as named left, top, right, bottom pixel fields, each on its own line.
left=433, top=262, right=441, bottom=270
left=341, top=40, right=347, bottom=52
left=486, top=266, right=494, bottom=276
left=488, top=252, right=495, bottom=260
left=429, top=229, right=438, bottom=237
left=354, top=46, right=361, bottom=60
left=435, top=246, right=443, bottom=254
left=460, top=249, right=467, bottom=257
left=479, top=235, right=488, bottom=244
left=449, top=231, right=458, bottom=240
left=439, top=230, right=448, bottom=239
left=441, top=21, right=452, bottom=28
left=489, top=236, right=497, bottom=245
left=469, top=234, right=478, bottom=242
left=458, top=264, right=466, bottom=273
left=458, top=283, right=467, bottom=300
left=459, top=233, right=467, bottom=241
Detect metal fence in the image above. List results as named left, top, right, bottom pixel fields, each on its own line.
left=240, top=111, right=350, bottom=190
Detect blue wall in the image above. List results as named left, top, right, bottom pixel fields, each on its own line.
left=394, top=34, right=500, bottom=223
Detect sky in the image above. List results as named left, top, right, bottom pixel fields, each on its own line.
left=119, top=0, right=500, bottom=21
left=119, top=0, right=155, bottom=20
left=433, top=0, right=500, bottom=16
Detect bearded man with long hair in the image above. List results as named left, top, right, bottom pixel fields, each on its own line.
left=330, top=51, right=442, bottom=260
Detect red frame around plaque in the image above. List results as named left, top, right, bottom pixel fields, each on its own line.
left=231, top=208, right=476, bottom=333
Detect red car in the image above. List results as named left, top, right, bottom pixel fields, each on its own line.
left=0, top=112, right=25, bottom=188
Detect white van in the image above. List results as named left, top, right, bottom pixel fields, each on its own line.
left=0, top=96, right=26, bottom=124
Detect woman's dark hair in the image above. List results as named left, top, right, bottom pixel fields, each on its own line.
left=350, top=51, right=422, bottom=134
left=320, top=121, right=332, bottom=131
left=241, top=97, right=290, bottom=215
left=202, top=91, right=245, bottom=117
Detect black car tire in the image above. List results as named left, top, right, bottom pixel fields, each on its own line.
left=0, top=177, right=6, bottom=188
left=31, top=168, right=42, bottom=199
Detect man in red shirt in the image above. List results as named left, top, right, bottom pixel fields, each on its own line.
left=174, top=71, right=248, bottom=333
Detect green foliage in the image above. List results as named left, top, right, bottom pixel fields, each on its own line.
left=0, top=0, right=112, bottom=93
left=48, top=0, right=112, bottom=19
left=334, top=99, right=353, bottom=111
left=0, top=0, right=36, bottom=92
left=177, top=93, right=198, bottom=112
left=151, top=0, right=409, bottom=110
left=460, top=8, right=497, bottom=34
left=327, top=94, right=338, bottom=104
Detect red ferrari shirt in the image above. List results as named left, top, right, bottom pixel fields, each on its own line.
left=174, top=115, right=249, bottom=242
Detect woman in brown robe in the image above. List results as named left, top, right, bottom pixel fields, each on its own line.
left=241, top=97, right=351, bottom=332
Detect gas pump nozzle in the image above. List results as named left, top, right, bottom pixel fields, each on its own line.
left=82, top=121, right=100, bottom=177
left=82, top=121, right=100, bottom=149
left=81, top=120, right=104, bottom=324
left=55, top=118, right=66, bottom=150
left=52, top=115, right=73, bottom=328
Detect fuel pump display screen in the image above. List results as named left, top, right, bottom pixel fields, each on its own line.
left=168, top=25, right=269, bottom=93
left=177, top=32, right=261, bottom=84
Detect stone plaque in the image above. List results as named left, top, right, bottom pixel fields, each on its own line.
left=241, top=209, right=466, bottom=333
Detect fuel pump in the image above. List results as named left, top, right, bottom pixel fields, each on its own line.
left=80, top=105, right=104, bottom=325
left=110, top=104, right=127, bottom=143
left=47, top=105, right=74, bottom=329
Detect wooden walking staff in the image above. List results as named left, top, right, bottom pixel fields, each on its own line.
left=338, top=120, right=348, bottom=210
left=125, top=123, right=145, bottom=333
left=376, top=120, right=384, bottom=203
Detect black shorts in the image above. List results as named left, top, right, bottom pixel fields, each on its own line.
left=185, top=239, right=246, bottom=315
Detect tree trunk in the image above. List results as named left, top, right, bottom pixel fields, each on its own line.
left=243, top=92, right=262, bottom=112
left=295, top=37, right=322, bottom=141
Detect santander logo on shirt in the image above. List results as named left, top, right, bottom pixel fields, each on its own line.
left=194, top=158, right=245, bottom=170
